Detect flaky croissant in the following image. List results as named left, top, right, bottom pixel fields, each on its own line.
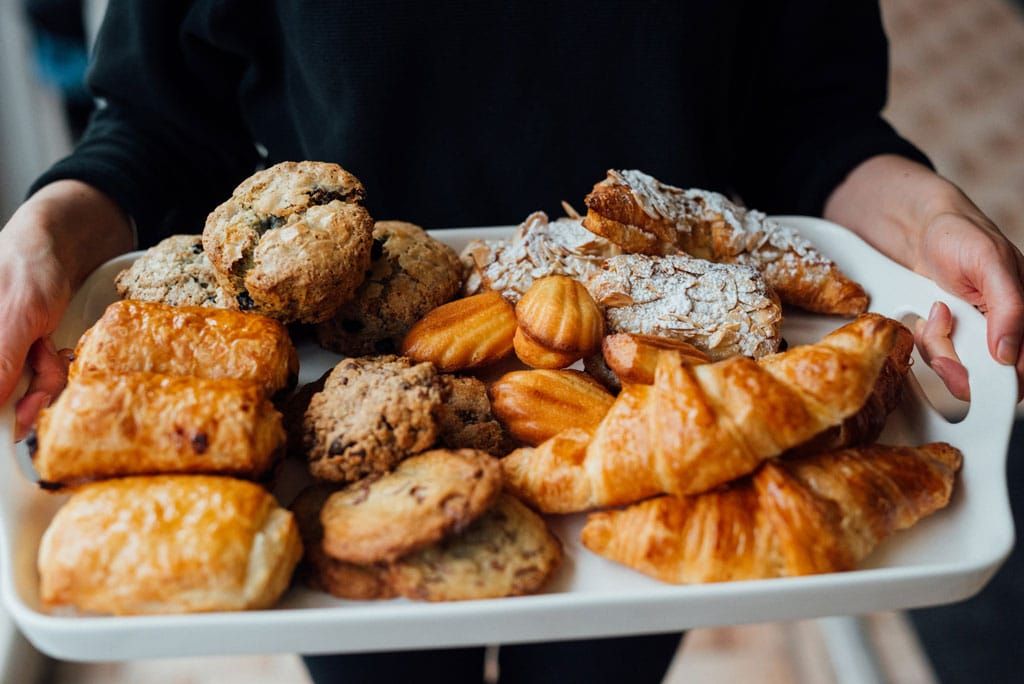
left=502, top=314, right=907, bottom=513
left=581, top=442, right=961, bottom=584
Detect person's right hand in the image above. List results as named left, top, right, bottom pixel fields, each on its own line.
left=0, top=180, right=134, bottom=440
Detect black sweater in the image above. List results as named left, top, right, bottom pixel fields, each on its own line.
left=32, top=0, right=929, bottom=247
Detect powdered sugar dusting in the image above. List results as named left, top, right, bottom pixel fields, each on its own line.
left=461, top=212, right=620, bottom=302
left=584, top=254, right=782, bottom=360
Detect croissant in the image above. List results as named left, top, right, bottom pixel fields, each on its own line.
left=581, top=442, right=961, bottom=584
left=583, top=169, right=868, bottom=315
left=502, top=314, right=906, bottom=513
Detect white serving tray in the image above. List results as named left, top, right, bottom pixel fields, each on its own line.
left=0, top=218, right=1016, bottom=662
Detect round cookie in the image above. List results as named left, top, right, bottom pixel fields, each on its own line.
left=436, top=376, right=506, bottom=456
left=302, top=355, right=444, bottom=483
left=387, top=494, right=563, bottom=601
left=203, top=161, right=374, bottom=324
left=315, top=221, right=464, bottom=355
left=321, top=449, right=501, bottom=564
left=114, top=235, right=228, bottom=308
left=290, top=486, right=394, bottom=600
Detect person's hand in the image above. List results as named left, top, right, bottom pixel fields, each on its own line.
left=0, top=180, right=134, bottom=439
left=825, top=155, right=1024, bottom=401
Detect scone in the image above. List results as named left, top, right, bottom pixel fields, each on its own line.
left=461, top=211, right=620, bottom=302
left=38, top=476, right=302, bottom=615
left=436, top=376, right=505, bottom=455
left=290, top=486, right=394, bottom=600
left=388, top=494, right=562, bottom=601
left=321, top=449, right=502, bottom=564
left=585, top=254, right=782, bottom=360
left=302, top=355, right=444, bottom=483
left=114, top=235, right=228, bottom=307
left=203, top=161, right=374, bottom=323
left=316, top=221, right=464, bottom=355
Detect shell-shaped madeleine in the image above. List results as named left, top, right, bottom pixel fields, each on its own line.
left=401, top=292, right=516, bottom=371
left=489, top=369, right=614, bottom=446
left=602, top=333, right=710, bottom=385
left=515, top=276, right=604, bottom=354
left=513, top=327, right=580, bottom=369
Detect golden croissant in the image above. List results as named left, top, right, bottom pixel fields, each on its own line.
left=581, top=442, right=961, bottom=584
left=502, top=314, right=907, bottom=512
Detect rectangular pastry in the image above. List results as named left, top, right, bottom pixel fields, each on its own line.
left=38, top=475, right=302, bottom=615
left=32, top=371, right=285, bottom=487
left=71, top=300, right=298, bottom=398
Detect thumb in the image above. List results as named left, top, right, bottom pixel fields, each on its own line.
left=980, top=258, right=1024, bottom=366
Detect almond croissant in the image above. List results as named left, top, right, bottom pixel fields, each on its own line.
left=581, top=442, right=961, bottom=584
left=502, top=314, right=907, bottom=512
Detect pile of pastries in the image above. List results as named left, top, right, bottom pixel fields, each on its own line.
left=27, top=161, right=962, bottom=616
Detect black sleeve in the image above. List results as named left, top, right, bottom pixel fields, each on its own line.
left=729, top=1, right=931, bottom=216
left=28, top=0, right=260, bottom=245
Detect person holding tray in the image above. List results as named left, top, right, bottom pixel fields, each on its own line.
left=1, top=2, right=1020, bottom=682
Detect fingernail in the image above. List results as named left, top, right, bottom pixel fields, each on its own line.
left=997, top=337, right=1019, bottom=365
left=929, top=302, right=942, bottom=320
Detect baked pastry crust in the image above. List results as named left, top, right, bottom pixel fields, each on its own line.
left=114, top=235, right=228, bottom=308
left=436, top=376, right=506, bottom=455
left=461, top=212, right=620, bottom=302
left=203, top=161, right=374, bottom=323
left=401, top=291, right=517, bottom=371
left=387, top=494, right=562, bottom=601
left=502, top=314, right=907, bottom=512
left=584, top=169, right=869, bottom=315
left=316, top=221, right=464, bottom=355
left=585, top=254, right=782, bottom=360
left=72, top=300, right=298, bottom=399
left=321, top=449, right=502, bottom=564
left=302, top=355, right=444, bottom=483
left=290, top=486, right=394, bottom=600
left=581, top=443, right=961, bottom=583
left=601, top=333, right=710, bottom=386
left=38, top=475, right=302, bottom=614
left=33, top=372, right=285, bottom=487
left=512, top=327, right=579, bottom=369
left=489, top=369, right=614, bottom=446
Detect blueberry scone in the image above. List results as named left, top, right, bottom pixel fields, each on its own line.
left=115, top=235, right=228, bottom=307
left=302, top=355, right=444, bottom=483
left=316, top=221, right=464, bottom=355
left=203, top=161, right=374, bottom=323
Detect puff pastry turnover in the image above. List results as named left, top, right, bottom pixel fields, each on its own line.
left=71, top=300, right=298, bottom=398
left=38, top=475, right=303, bottom=615
left=32, top=372, right=285, bottom=487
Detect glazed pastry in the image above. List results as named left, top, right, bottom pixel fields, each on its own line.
left=583, top=169, right=869, bottom=315
left=601, top=333, right=710, bottom=386
left=511, top=327, right=579, bottom=369
left=114, top=234, right=228, bottom=308
left=315, top=221, right=464, bottom=355
left=320, top=449, right=502, bottom=564
left=513, top=275, right=604, bottom=369
left=581, top=443, right=961, bottom=583
left=400, top=292, right=517, bottom=371
left=302, top=355, right=444, bottom=483
left=584, top=254, right=782, bottom=360
left=489, top=370, right=614, bottom=446
left=461, top=211, right=620, bottom=302
left=32, top=372, right=285, bottom=487
left=203, top=161, right=374, bottom=323
left=290, top=486, right=395, bottom=600
left=38, top=475, right=302, bottom=614
left=501, top=314, right=907, bottom=512
left=72, top=300, right=298, bottom=399
left=436, top=376, right=506, bottom=455
left=387, top=494, right=562, bottom=601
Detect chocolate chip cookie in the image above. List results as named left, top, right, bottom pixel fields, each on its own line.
left=203, top=161, right=374, bottom=323
left=321, top=448, right=501, bottom=564
left=115, top=235, right=228, bottom=308
left=436, top=376, right=506, bottom=455
left=387, top=494, right=562, bottom=601
left=290, top=486, right=394, bottom=600
left=302, top=355, right=444, bottom=483
left=315, top=221, right=464, bottom=355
